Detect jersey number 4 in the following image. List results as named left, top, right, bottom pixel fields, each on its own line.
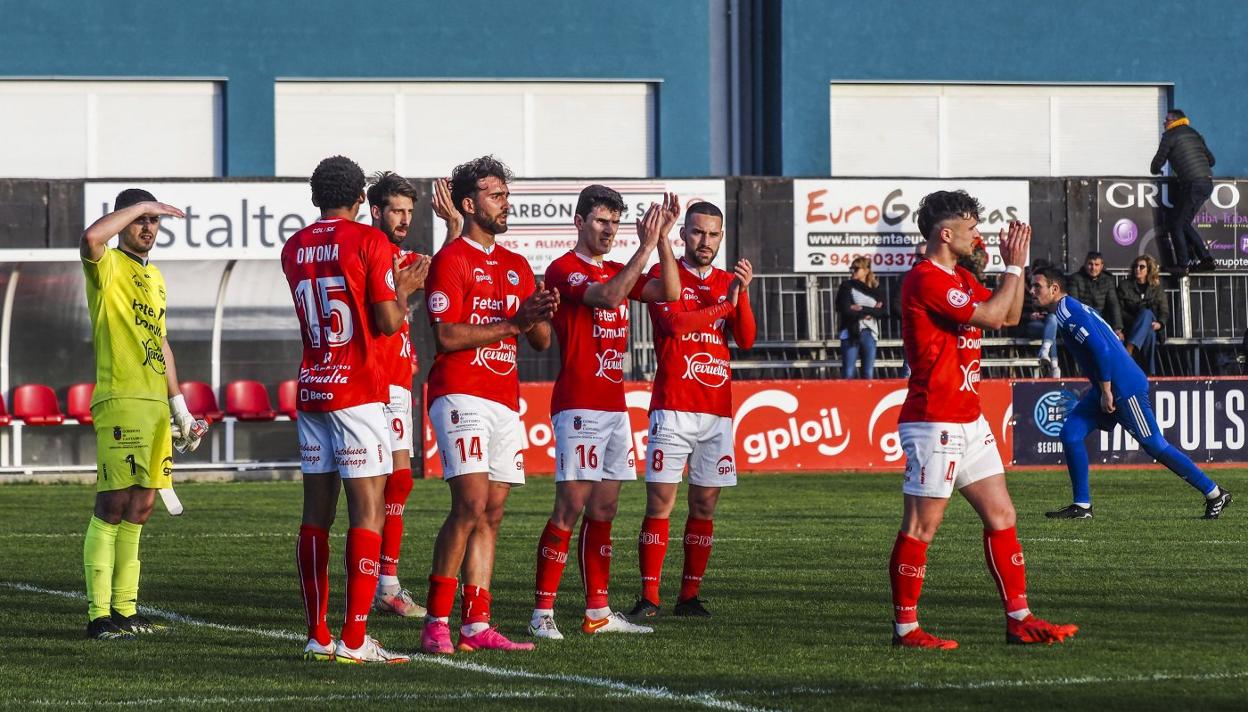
left=293, top=277, right=354, bottom=349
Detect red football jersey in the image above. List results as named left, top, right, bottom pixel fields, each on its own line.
left=424, top=237, right=537, bottom=411
left=647, top=260, right=755, bottom=418
left=280, top=218, right=396, bottom=412
left=898, top=259, right=993, bottom=423
left=546, top=250, right=653, bottom=414
left=377, top=247, right=420, bottom=389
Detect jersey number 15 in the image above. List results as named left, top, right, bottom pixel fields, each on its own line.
left=294, top=277, right=354, bottom=349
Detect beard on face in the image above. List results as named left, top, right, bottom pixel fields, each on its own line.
left=473, top=209, right=508, bottom=236
left=687, top=245, right=716, bottom=267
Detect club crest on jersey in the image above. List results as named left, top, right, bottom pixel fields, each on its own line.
left=451, top=409, right=460, bottom=425
left=946, top=288, right=970, bottom=308
left=386, top=269, right=396, bottom=291
left=428, top=291, right=450, bottom=314
left=568, top=272, right=588, bottom=286
left=573, top=415, right=583, bottom=430
left=507, top=269, right=519, bottom=285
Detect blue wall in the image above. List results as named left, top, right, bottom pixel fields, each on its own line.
left=780, top=0, right=1248, bottom=175
left=3, top=0, right=712, bottom=176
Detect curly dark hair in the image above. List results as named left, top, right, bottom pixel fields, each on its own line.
left=310, top=155, right=366, bottom=210
left=450, top=155, right=514, bottom=216
left=575, top=184, right=626, bottom=219
left=916, top=190, right=982, bottom=241
left=366, top=171, right=417, bottom=210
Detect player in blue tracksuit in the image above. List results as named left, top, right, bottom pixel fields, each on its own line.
left=1028, top=267, right=1232, bottom=519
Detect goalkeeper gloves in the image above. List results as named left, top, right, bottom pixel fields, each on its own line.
left=169, top=394, right=209, bottom=453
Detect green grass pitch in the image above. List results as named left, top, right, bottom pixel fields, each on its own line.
left=1, top=470, right=1245, bottom=711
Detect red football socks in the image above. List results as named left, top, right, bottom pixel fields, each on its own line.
left=534, top=520, right=571, bottom=609
left=889, top=531, right=928, bottom=624
left=340, top=528, right=381, bottom=649
left=984, top=526, right=1029, bottom=615
left=579, top=518, right=613, bottom=610
left=461, top=584, right=492, bottom=625
left=426, top=574, right=458, bottom=619
left=297, top=524, right=331, bottom=646
left=638, top=516, right=669, bottom=603
left=380, top=467, right=413, bottom=578
left=679, top=517, right=714, bottom=601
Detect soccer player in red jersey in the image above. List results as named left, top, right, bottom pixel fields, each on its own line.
left=281, top=155, right=425, bottom=664
left=889, top=190, right=1077, bottom=649
left=420, top=156, right=558, bottom=654
left=528, top=186, right=681, bottom=640
left=630, top=201, right=756, bottom=619
left=364, top=172, right=441, bottom=619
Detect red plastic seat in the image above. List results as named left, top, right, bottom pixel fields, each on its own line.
left=181, top=381, right=225, bottom=423
left=67, top=383, right=95, bottom=424
left=277, top=379, right=298, bottom=420
left=12, top=384, right=65, bottom=425
left=0, top=393, right=11, bottom=426
left=225, top=380, right=276, bottom=421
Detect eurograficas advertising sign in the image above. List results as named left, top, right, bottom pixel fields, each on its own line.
left=792, top=179, right=1030, bottom=273
left=421, top=379, right=1013, bottom=476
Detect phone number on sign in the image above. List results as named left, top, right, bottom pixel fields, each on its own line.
left=806, top=252, right=922, bottom=268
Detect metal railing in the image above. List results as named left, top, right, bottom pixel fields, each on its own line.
left=630, top=271, right=1248, bottom=380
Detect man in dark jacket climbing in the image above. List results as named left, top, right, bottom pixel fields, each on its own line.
left=1150, top=109, right=1216, bottom=275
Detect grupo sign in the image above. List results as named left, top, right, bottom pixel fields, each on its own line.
left=434, top=179, right=727, bottom=274
left=1012, top=378, right=1248, bottom=466
left=793, top=179, right=1030, bottom=273
left=1096, top=179, right=1248, bottom=270
left=421, top=379, right=1013, bottom=476
left=83, top=181, right=332, bottom=260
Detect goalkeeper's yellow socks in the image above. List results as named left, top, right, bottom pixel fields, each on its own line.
left=83, top=517, right=118, bottom=620
left=111, top=520, right=143, bottom=617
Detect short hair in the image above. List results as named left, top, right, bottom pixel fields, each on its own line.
left=916, top=190, right=982, bottom=241
left=685, top=201, right=723, bottom=222
left=1034, top=266, right=1067, bottom=292
left=1167, top=109, right=1187, bottom=121
left=114, top=188, right=156, bottom=212
left=450, top=155, right=514, bottom=215
left=575, top=184, right=626, bottom=220
left=310, top=155, right=365, bottom=210
left=366, top=171, right=417, bottom=210
left=1084, top=251, right=1104, bottom=262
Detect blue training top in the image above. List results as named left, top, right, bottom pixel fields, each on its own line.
left=1054, top=295, right=1150, bottom=397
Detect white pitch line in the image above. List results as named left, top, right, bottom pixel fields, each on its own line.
left=1, top=582, right=775, bottom=712
left=1021, top=537, right=1088, bottom=543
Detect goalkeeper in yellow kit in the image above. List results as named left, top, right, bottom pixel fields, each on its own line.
left=80, top=188, right=206, bottom=640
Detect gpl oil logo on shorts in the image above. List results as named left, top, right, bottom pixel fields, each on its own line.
left=1034, top=390, right=1078, bottom=437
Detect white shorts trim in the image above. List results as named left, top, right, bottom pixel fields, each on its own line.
left=644, top=410, right=737, bottom=487
left=297, top=402, right=392, bottom=478
left=383, top=385, right=413, bottom=453
left=899, top=416, right=1003, bottom=499
left=552, top=409, right=637, bottom=483
left=429, top=394, right=525, bottom=485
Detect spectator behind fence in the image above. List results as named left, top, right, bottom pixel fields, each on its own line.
left=837, top=257, right=886, bottom=379
left=1150, top=109, right=1216, bottom=276
left=1118, top=255, right=1168, bottom=375
left=1014, top=260, right=1060, bottom=377
left=1066, top=251, right=1123, bottom=340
